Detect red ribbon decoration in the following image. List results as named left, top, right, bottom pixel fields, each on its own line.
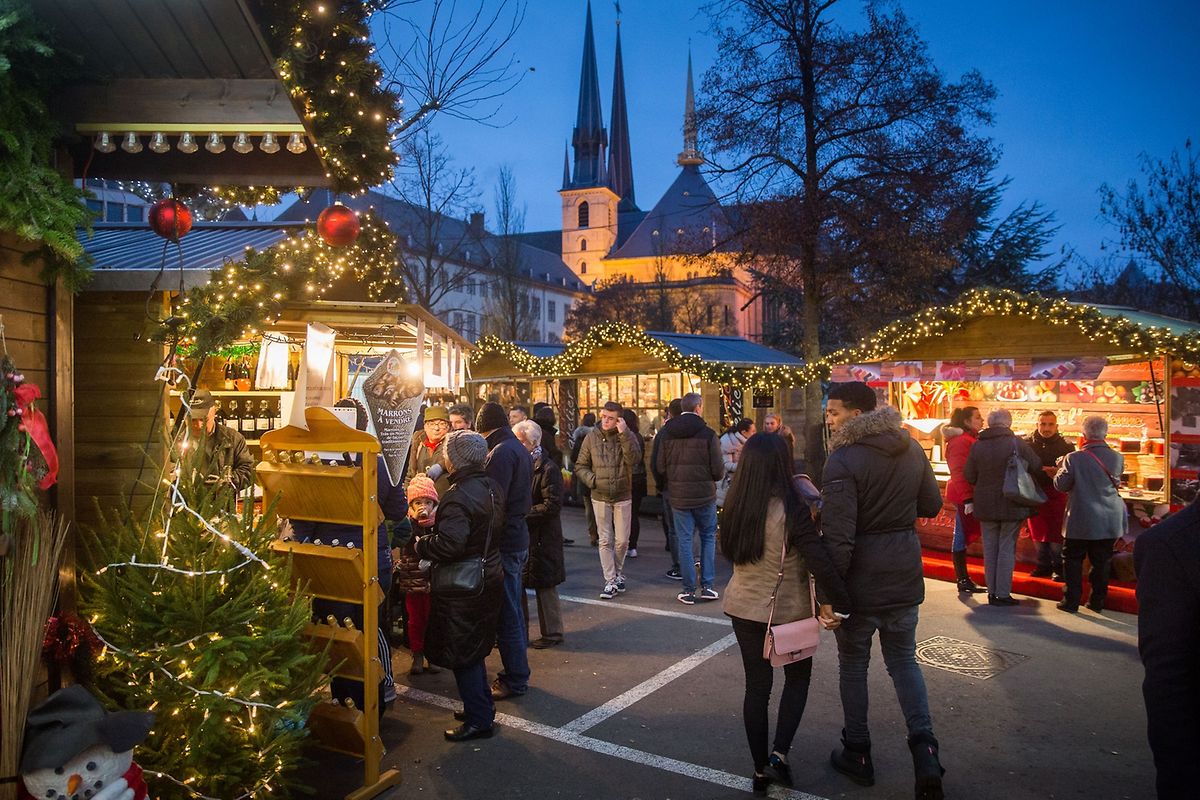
left=14, top=382, right=58, bottom=490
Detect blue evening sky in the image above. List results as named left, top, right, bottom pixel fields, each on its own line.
left=400, top=1, right=1200, bottom=276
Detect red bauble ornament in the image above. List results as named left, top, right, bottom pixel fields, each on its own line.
left=317, top=204, right=361, bottom=247
left=148, top=199, right=193, bottom=240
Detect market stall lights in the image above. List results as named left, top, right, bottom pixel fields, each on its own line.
left=176, top=132, right=199, bottom=153
left=205, top=132, right=226, bottom=154
left=93, top=131, right=116, bottom=153
left=121, top=131, right=143, bottom=153
left=149, top=132, right=170, bottom=154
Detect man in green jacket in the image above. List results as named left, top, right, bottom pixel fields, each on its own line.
left=187, top=389, right=255, bottom=496
left=574, top=401, right=641, bottom=600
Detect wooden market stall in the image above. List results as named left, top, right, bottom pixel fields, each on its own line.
left=824, top=289, right=1200, bottom=610
left=470, top=323, right=809, bottom=487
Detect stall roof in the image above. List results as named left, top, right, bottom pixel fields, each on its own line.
left=509, top=331, right=802, bottom=367
left=79, top=221, right=302, bottom=290
left=1088, top=304, right=1200, bottom=337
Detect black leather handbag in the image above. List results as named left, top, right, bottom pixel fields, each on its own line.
left=430, top=488, right=499, bottom=599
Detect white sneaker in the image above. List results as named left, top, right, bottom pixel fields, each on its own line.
left=628, top=548, right=638, bottom=558
left=599, top=583, right=617, bottom=600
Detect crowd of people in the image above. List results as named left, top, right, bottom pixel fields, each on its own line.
left=180, top=381, right=1195, bottom=799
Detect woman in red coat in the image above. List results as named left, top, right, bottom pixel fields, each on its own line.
left=944, top=406, right=985, bottom=593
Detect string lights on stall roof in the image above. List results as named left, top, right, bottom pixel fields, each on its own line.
left=476, top=289, right=1200, bottom=391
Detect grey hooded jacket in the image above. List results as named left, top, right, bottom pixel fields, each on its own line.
left=1054, top=442, right=1127, bottom=540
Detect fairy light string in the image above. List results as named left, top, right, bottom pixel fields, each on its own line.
left=479, top=289, right=1200, bottom=389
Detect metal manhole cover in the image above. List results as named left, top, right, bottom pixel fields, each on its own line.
left=915, top=636, right=1029, bottom=679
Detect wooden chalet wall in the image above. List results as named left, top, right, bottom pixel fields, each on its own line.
left=74, top=291, right=167, bottom=529
left=886, top=315, right=1123, bottom=360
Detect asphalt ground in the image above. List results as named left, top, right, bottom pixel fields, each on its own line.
left=300, top=505, right=1154, bottom=800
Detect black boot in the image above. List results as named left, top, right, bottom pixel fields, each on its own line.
left=952, top=551, right=985, bottom=594
left=830, top=731, right=874, bottom=786
left=909, top=732, right=945, bottom=800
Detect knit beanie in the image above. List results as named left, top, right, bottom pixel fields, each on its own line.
left=475, top=401, right=509, bottom=434
left=444, top=430, right=488, bottom=470
left=406, top=473, right=439, bottom=505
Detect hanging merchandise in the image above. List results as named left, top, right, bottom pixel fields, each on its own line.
left=288, top=322, right=337, bottom=430
left=147, top=199, right=193, bottom=241
left=316, top=204, right=361, bottom=247
left=254, top=334, right=293, bottom=390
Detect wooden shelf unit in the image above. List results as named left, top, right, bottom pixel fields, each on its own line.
left=258, top=407, right=401, bottom=800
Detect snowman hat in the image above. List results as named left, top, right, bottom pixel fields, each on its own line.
left=21, top=685, right=155, bottom=772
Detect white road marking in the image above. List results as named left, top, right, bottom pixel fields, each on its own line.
left=560, top=632, right=739, bottom=733
left=397, top=684, right=829, bottom=800
left=558, top=593, right=731, bottom=626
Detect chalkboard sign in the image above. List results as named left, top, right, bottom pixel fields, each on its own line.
left=752, top=391, right=774, bottom=409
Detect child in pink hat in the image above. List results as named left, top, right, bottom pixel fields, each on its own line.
left=396, top=474, right=439, bottom=674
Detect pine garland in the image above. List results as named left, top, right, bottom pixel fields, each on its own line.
left=477, top=289, right=1200, bottom=388
left=0, top=0, right=92, bottom=290
left=165, top=211, right=400, bottom=358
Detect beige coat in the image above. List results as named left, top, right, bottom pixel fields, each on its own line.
left=722, top=498, right=815, bottom=624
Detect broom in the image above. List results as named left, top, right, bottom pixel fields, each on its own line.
left=0, top=511, right=71, bottom=800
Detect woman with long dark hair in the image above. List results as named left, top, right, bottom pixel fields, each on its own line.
left=719, top=433, right=851, bottom=795
left=621, top=408, right=648, bottom=557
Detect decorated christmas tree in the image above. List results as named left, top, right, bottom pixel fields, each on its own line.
left=80, top=414, right=326, bottom=800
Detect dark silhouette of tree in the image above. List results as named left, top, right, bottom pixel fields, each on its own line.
left=697, top=0, right=998, bottom=428
left=1097, top=141, right=1200, bottom=318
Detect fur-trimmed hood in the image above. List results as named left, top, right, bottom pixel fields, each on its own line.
left=829, top=405, right=909, bottom=456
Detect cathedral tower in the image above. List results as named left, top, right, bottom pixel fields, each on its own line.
left=560, top=1, right=620, bottom=285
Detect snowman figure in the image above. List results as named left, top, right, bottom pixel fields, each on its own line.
left=19, top=685, right=154, bottom=800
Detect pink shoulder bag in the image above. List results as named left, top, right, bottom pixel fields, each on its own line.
left=763, top=535, right=821, bottom=667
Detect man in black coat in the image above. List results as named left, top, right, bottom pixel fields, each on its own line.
left=1134, top=499, right=1200, bottom=798
left=476, top=402, right=533, bottom=701
left=819, top=382, right=946, bottom=799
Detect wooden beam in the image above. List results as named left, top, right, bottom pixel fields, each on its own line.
left=58, top=79, right=306, bottom=127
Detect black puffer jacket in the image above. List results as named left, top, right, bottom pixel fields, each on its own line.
left=524, top=453, right=565, bottom=588
left=653, top=413, right=725, bottom=509
left=820, top=406, right=943, bottom=612
left=964, top=426, right=1043, bottom=521
left=414, top=465, right=504, bottom=670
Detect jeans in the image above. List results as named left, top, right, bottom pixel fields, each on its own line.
left=951, top=510, right=966, bottom=552
left=834, top=605, right=933, bottom=745
left=731, top=616, right=814, bottom=772
left=673, top=502, right=718, bottom=593
left=1062, top=538, right=1116, bottom=607
left=980, top=519, right=1022, bottom=598
left=496, top=549, right=531, bottom=693
left=453, top=658, right=495, bottom=728
left=594, top=499, right=633, bottom=584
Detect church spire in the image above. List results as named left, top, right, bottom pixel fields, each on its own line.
left=677, top=48, right=703, bottom=167
left=571, top=0, right=608, bottom=187
left=607, top=20, right=637, bottom=211
left=562, top=142, right=571, bottom=189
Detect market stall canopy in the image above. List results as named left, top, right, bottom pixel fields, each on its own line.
left=472, top=323, right=802, bottom=387
left=823, top=289, right=1200, bottom=381
left=30, top=0, right=328, bottom=185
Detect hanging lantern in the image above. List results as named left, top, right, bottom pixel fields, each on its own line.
left=317, top=204, right=360, bottom=247
left=148, top=199, right=193, bottom=241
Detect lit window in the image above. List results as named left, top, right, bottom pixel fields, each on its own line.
left=578, top=201, right=590, bottom=228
